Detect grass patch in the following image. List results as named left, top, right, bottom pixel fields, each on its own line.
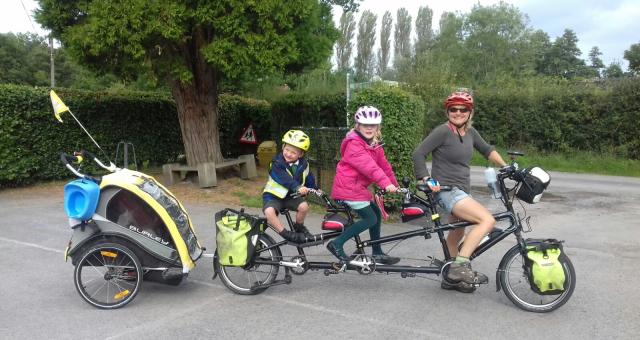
left=470, top=147, right=640, bottom=177
left=232, top=191, right=263, bottom=208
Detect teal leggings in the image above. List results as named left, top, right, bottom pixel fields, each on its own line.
left=331, top=202, right=385, bottom=255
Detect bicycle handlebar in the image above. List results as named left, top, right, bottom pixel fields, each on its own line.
left=59, top=150, right=117, bottom=183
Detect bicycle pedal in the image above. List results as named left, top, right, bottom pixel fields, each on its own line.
left=323, top=268, right=341, bottom=276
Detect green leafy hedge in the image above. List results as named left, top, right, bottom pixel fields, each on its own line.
left=348, top=86, right=426, bottom=183
left=415, top=77, right=640, bottom=160
left=218, top=94, right=271, bottom=157
left=270, top=92, right=347, bottom=136
left=0, top=85, right=271, bottom=187
left=0, top=85, right=183, bottom=187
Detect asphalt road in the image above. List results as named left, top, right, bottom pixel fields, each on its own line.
left=1, top=168, right=639, bottom=339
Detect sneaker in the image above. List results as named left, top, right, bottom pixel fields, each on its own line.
left=440, top=279, right=476, bottom=293
left=293, top=223, right=314, bottom=239
left=326, top=241, right=349, bottom=262
left=446, top=261, right=489, bottom=284
left=372, top=253, right=400, bottom=265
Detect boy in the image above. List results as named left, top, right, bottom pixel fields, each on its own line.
left=263, top=130, right=317, bottom=243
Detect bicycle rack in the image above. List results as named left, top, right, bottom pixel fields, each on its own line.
left=115, top=141, right=138, bottom=170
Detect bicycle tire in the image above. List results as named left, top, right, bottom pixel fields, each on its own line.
left=214, top=234, right=281, bottom=295
left=74, top=242, right=143, bottom=309
left=498, top=244, right=575, bottom=313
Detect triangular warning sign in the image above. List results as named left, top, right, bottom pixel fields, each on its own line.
left=239, top=123, right=258, bottom=145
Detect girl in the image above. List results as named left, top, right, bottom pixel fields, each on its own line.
left=327, top=106, right=400, bottom=265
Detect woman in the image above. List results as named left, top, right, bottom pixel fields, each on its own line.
left=412, top=90, right=506, bottom=292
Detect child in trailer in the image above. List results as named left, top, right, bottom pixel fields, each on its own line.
left=263, top=129, right=317, bottom=243
left=327, top=106, right=400, bottom=265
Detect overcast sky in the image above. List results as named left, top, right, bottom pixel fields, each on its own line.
left=2, top=0, right=638, bottom=70
left=335, top=0, right=639, bottom=69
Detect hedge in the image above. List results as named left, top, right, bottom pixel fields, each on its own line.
left=0, top=85, right=270, bottom=187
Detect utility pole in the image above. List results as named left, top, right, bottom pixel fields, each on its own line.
left=345, top=72, right=351, bottom=126
left=49, top=35, right=55, bottom=87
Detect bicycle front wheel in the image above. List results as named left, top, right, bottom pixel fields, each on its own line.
left=214, top=234, right=281, bottom=295
left=74, top=242, right=143, bottom=309
left=498, top=245, right=575, bottom=313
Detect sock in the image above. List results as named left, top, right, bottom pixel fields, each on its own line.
left=455, top=256, right=470, bottom=264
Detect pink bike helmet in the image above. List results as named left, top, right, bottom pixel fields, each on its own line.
left=354, top=106, right=382, bottom=124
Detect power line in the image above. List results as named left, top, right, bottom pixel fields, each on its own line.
left=19, top=0, right=38, bottom=32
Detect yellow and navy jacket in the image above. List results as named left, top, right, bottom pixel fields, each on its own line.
left=263, top=153, right=316, bottom=202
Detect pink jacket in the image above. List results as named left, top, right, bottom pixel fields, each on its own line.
left=331, top=131, right=398, bottom=201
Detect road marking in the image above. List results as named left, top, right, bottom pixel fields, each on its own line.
left=0, top=237, right=446, bottom=338
left=0, top=236, right=63, bottom=254
left=261, top=294, right=447, bottom=339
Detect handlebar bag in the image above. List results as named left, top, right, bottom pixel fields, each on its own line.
left=64, top=179, right=100, bottom=221
left=516, top=167, right=550, bottom=203
left=215, top=209, right=263, bottom=266
left=524, top=239, right=567, bottom=295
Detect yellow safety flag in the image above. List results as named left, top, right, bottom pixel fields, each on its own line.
left=50, top=90, right=69, bottom=122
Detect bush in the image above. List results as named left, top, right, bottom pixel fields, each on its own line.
left=0, top=85, right=272, bottom=187
left=270, top=92, right=347, bottom=136
left=0, top=85, right=182, bottom=187
left=218, top=94, right=271, bottom=157
left=347, top=86, right=426, bottom=210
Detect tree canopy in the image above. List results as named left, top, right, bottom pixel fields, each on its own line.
left=35, top=0, right=341, bottom=165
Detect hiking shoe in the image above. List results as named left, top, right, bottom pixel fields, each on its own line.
left=446, top=261, right=489, bottom=284
left=326, top=241, right=349, bottom=262
left=372, top=253, right=400, bottom=265
left=293, top=223, right=314, bottom=239
left=280, top=230, right=307, bottom=244
left=441, top=279, right=476, bottom=293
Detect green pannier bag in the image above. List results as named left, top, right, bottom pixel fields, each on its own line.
left=215, top=209, right=263, bottom=267
left=525, top=239, right=567, bottom=295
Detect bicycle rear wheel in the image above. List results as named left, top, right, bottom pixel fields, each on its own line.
left=74, top=242, right=143, bottom=309
left=498, top=245, right=575, bottom=313
left=214, top=234, right=281, bottom=295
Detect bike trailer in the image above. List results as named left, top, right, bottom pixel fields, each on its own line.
left=516, top=167, right=550, bottom=203
left=215, top=208, right=264, bottom=266
left=65, top=169, right=204, bottom=276
left=525, top=239, right=567, bottom=295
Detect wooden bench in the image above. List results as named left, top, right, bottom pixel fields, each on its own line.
left=162, top=154, right=257, bottom=188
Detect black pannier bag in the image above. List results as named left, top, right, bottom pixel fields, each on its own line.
left=516, top=167, right=551, bottom=204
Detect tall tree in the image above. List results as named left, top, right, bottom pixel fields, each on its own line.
left=36, top=0, right=340, bottom=165
left=462, top=2, right=532, bottom=82
left=377, top=11, right=392, bottom=77
left=623, top=42, right=640, bottom=74
left=530, top=29, right=553, bottom=75
left=393, top=8, right=412, bottom=70
left=603, top=61, right=624, bottom=78
left=354, top=10, right=377, bottom=81
left=335, top=11, right=356, bottom=71
left=588, top=46, right=605, bottom=77
left=546, top=29, right=588, bottom=78
left=414, top=6, right=434, bottom=56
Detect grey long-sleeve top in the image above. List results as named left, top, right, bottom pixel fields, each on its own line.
left=412, top=123, right=494, bottom=194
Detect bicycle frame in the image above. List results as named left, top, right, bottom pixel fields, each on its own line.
left=252, top=164, right=528, bottom=279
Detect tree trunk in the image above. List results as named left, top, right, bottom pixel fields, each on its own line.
left=170, top=29, right=223, bottom=166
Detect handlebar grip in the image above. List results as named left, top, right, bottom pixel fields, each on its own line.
left=81, top=150, right=97, bottom=161
left=60, top=152, right=80, bottom=166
